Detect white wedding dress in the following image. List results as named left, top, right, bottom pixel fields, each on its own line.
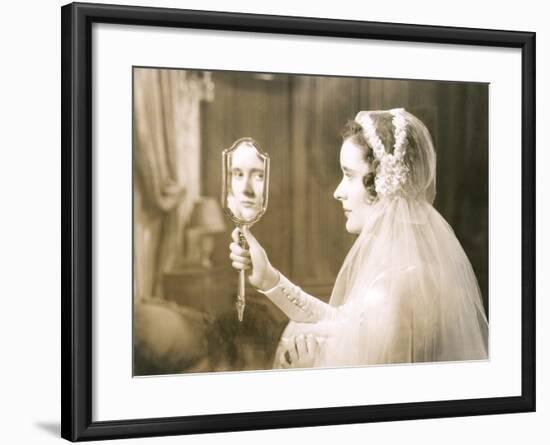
left=262, top=109, right=488, bottom=368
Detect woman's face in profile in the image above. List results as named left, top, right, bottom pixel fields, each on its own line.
left=229, top=143, right=265, bottom=221
left=333, top=139, right=372, bottom=234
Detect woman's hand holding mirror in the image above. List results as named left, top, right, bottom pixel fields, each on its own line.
left=229, top=227, right=279, bottom=292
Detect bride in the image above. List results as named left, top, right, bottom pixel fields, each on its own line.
left=229, top=108, right=489, bottom=369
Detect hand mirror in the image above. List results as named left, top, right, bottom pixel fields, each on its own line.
left=222, top=137, right=270, bottom=321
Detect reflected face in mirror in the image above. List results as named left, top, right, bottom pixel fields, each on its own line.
left=228, top=142, right=266, bottom=222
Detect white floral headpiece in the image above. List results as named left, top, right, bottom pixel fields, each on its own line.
left=354, top=108, right=410, bottom=198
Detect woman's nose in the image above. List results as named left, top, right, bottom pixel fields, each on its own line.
left=333, top=180, right=344, bottom=201
left=243, top=177, right=254, bottom=196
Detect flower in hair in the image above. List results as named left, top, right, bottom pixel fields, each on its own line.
left=374, top=154, right=410, bottom=197
left=355, top=109, right=410, bottom=198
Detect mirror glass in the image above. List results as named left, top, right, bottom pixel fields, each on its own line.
left=222, top=138, right=269, bottom=226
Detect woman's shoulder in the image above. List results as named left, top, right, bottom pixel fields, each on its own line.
left=368, top=263, right=430, bottom=287
left=365, top=263, right=438, bottom=309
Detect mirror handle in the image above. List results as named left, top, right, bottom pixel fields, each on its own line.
left=236, top=229, right=248, bottom=322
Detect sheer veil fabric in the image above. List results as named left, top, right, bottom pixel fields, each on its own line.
left=274, top=109, right=488, bottom=368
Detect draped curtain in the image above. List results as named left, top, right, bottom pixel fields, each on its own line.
left=133, top=68, right=213, bottom=300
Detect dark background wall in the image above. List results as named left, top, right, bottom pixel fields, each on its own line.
left=201, top=71, right=489, bottom=315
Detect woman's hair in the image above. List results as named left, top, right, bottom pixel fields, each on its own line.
left=342, top=110, right=436, bottom=203
left=341, top=113, right=396, bottom=202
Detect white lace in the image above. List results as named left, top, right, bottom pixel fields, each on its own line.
left=355, top=108, right=410, bottom=198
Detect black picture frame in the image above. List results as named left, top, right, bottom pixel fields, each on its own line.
left=61, top=2, right=536, bottom=441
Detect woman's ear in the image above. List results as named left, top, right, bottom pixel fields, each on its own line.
left=362, top=173, right=377, bottom=204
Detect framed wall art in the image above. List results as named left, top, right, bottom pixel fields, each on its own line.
left=61, top=1, right=535, bottom=441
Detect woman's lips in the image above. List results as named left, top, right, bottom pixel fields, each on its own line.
left=240, top=201, right=257, bottom=208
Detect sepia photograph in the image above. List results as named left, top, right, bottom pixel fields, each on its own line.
left=132, top=67, right=489, bottom=376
